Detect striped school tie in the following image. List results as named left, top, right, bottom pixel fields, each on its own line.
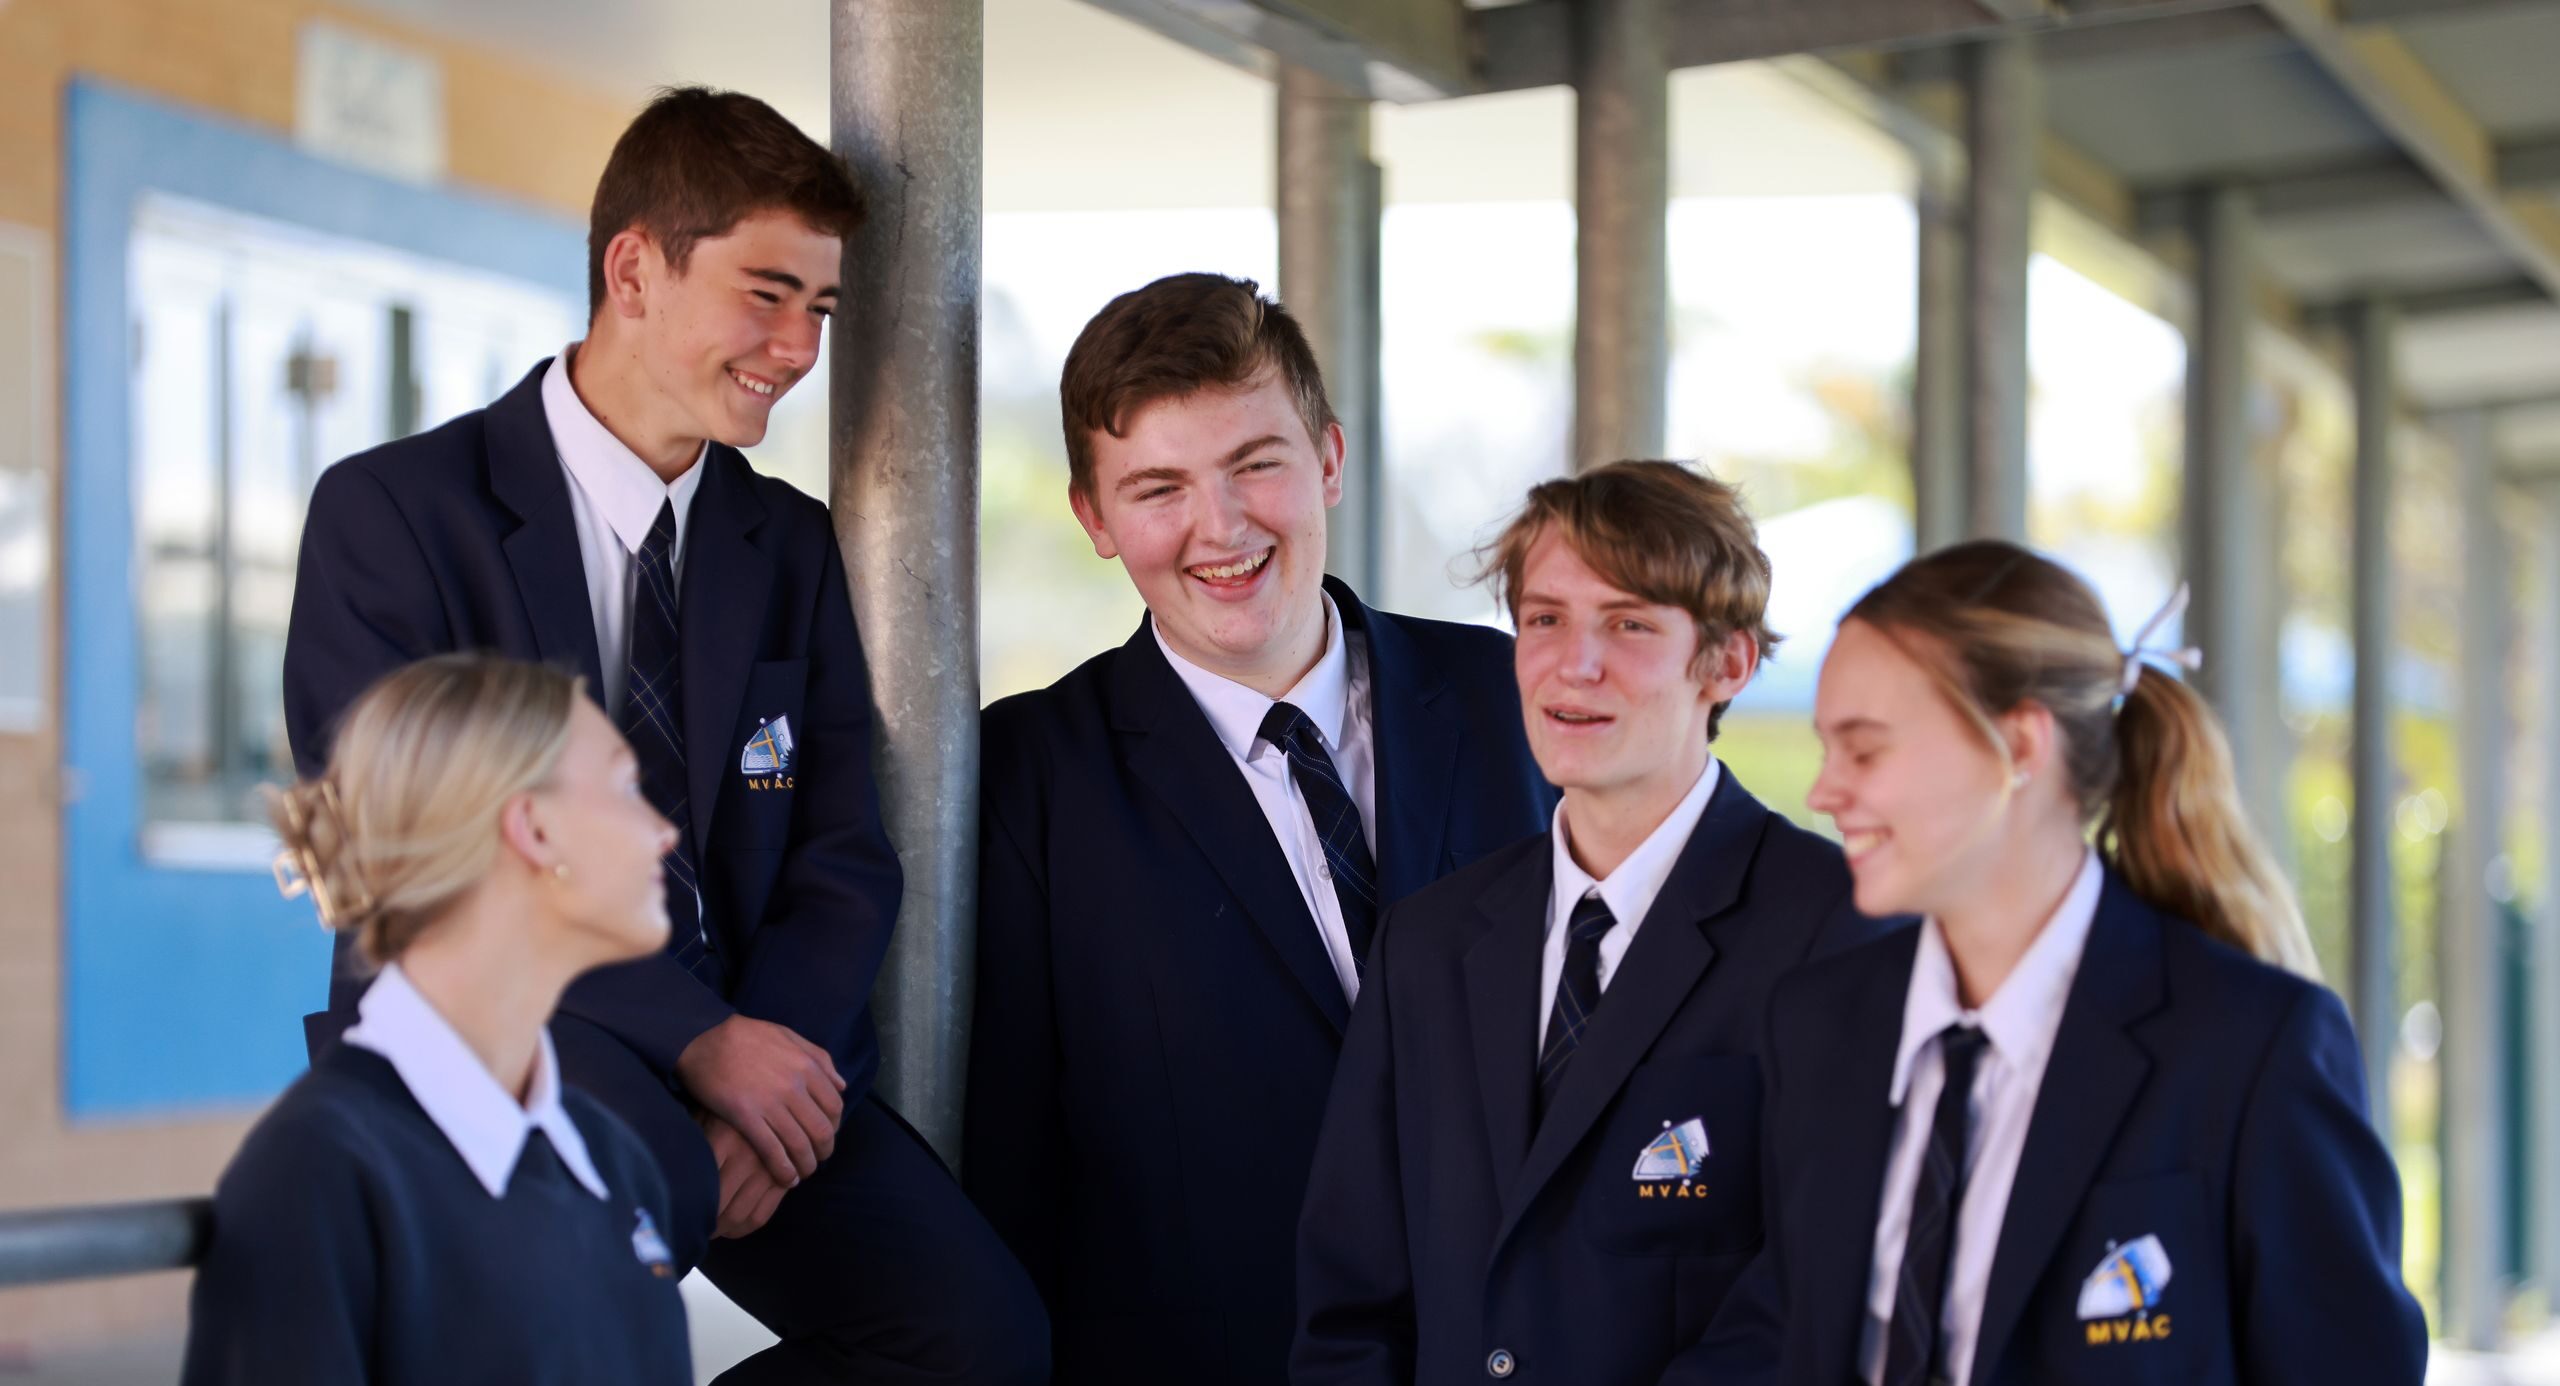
left=1533, top=890, right=1617, bottom=1128
left=1258, top=701, right=1379, bottom=976
left=621, top=498, right=715, bottom=985
left=1883, top=1023, right=1991, bottom=1386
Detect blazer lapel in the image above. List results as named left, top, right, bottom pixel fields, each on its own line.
left=1462, top=843, right=1553, bottom=1202
left=1493, top=770, right=1770, bottom=1251
left=485, top=361, right=605, bottom=694
left=1113, top=618, right=1351, bottom=1033
left=1334, top=578, right=1460, bottom=902
left=678, top=449, right=773, bottom=866
left=1796, top=929, right=1923, bottom=1386
left=1970, top=877, right=2166, bottom=1379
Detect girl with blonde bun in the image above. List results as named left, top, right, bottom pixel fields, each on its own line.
left=182, top=653, right=692, bottom=1385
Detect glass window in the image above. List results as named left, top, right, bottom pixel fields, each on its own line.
left=127, top=197, right=580, bottom=861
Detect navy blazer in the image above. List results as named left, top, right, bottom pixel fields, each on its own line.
left=967, top=581, right=1554, bottom=1386
left=1685, top=871, right=2427, bottom=1386
left=1292, top=770, right=1892, bottom=1386
left=283, top=361, right=903, bottom=1093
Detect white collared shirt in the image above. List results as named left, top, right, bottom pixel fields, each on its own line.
left=540, top=348, right=707, bottom=716
left=342, top=962, right=611, bottom=1201
left=1859, top=848, right=2104, bottom=1386
left=1537, top=757, right=1722, bottom=1048
left=1155, top=594, right=1377, bottom=1001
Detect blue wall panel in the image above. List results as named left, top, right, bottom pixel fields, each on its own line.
left=62, top=81, right=585, bottom=1116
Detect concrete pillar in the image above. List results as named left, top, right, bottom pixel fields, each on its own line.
left=2181, top=186, right=2285, bottom=843
left=2533, top=478, right=2560, bottom=1304
left=2346, top=300, right=2398, bottom=1130
left=2444, top=405, right=2510, bottom=1352
left=830, top=0, right=982, bottom=1163
left=1277, top=65, right=1384, bottom=595
left=1570, top=0, right=1669, bottom=471
left=1912, top=168, right=1967, bottom=554
left=1961, top=33, right=2036, bottom=540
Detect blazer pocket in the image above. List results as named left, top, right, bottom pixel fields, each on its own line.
left=2025, top=1170, right=2218, bottom=1382
left=725, top=658, right=809, bottom=848
left=1578, top=1053, right=1764, bottom=1258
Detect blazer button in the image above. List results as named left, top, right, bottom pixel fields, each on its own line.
left=1486, top=1349, right=1516, bottom=1378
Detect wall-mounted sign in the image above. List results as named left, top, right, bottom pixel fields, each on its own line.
left=295, top=21, right=446, bottom=185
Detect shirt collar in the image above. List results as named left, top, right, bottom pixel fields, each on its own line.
left=342, top=962, right=611, bottom=1201
left=1890, top=848, right=2105, bottom=1104
left=1547, top=756, right=1723, bottom=937
left=1154, top=593, right=1352, bottom=763
left=541, top=348, right=707, bottom=556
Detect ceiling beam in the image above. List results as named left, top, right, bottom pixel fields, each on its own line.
left=2302, top=274, right=2550, bottom=321
left=1475, top=0, right=2262, bottom=95
left=2255, top=0, right=2560, bottom=306
left=2454, top=388, right=2560, bottom=413
left=1476, top=0, right=2004, bottom=94
left=2132, top=155, right=2439, bottom=234
left=2032, top=5, right=2288, bottom=65
left=1892, top=4, right=2282, bottom=82
left=2334, top=0, right=2560, bottom=22
left=2503, top=135, right=2560, bottom=193
left=1079, top=0, right=1472, bottom=100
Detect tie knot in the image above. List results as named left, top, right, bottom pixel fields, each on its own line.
left=1939, top=1023, right=1990, bottom=1083
left=1258, top=701, right=1316, bottom=754
left=1566, top=891, right=1617, bottom=943
left=643, top=497, right=678, bottom=556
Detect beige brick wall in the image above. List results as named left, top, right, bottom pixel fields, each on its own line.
left=0, top=0, right=626, bottom=1355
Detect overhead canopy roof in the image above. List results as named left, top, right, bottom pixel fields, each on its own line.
left=1096, top=0, right=2560, bottom=462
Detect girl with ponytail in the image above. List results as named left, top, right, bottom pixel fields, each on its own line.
left=182, top=654, right=693, bottom=1386
left=1680, top=541, right=2424, bottom=1386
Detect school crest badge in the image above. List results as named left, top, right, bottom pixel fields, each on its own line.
left=740, top=715, right=796, bottom=776
left=2078, top=1234, right=2176, bottom=1345
left=2077, top=1234, right=2172, bottom=1319
left=1632, top=1117, right=1711, bottom=1181
left=631, top=1207, right=675, bottom=1278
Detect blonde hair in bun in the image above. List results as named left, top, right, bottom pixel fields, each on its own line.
left=269, top=654, right=582, bottom=968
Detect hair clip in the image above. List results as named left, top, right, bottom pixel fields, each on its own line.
left=269, top=780, right=372, bottom=928
left=2119, top=582, right=2204, bottom=698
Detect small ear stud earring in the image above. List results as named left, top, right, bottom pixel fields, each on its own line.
left=2010, top=771, right=2030, bottom=790
left=550, top=862, right=570, bottom=882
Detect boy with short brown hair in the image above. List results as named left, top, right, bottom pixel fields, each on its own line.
left=1293, top=461, right=1890, bottom=1386
left=967, top=272, right=1553, bottom=1386
left=286, top=85, right=1045, bottom=1385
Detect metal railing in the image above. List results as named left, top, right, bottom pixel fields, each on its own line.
left=0, top=1198, right=210, bottom=1288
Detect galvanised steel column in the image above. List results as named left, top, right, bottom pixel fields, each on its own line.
left=1570, top=0, right=1669, bottom=471
left=1277, top=64, right=1384, bottom=594
left=2181, top=185, right=2285, bottom=845
left=2444, top=405, right=2509, bottom=1353
left=1912, top=168, right=1968, bottom=554
left=1962, top=34, right=2036, bottom=540
left=2347, top=300, right=2397, bottom=1132
left=831, top=0, right=982, bottom=1164
left=2534, top=476, right=2560, bottom=1305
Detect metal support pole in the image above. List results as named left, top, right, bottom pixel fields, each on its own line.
left=830, top=0, right=982, bottom=1164
left=2445, top=405, right=2509, bottom=1352
left=1277, top=64, right=1384, bottom=595
left=2534, top=478, right=2560, bottom=1306
left=1961, top=33, right=2036, bottom=540
left=1912, top=167, right=1967, bottom=553
left=1570, top=0, right=1668, bottom=471
left=2347, top=300, right=2398, bottom=1130
left=2181, top=185, right=2285, bottom=842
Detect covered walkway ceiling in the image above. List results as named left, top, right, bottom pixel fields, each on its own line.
left=1093, top=0, right=2560, bottom=460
